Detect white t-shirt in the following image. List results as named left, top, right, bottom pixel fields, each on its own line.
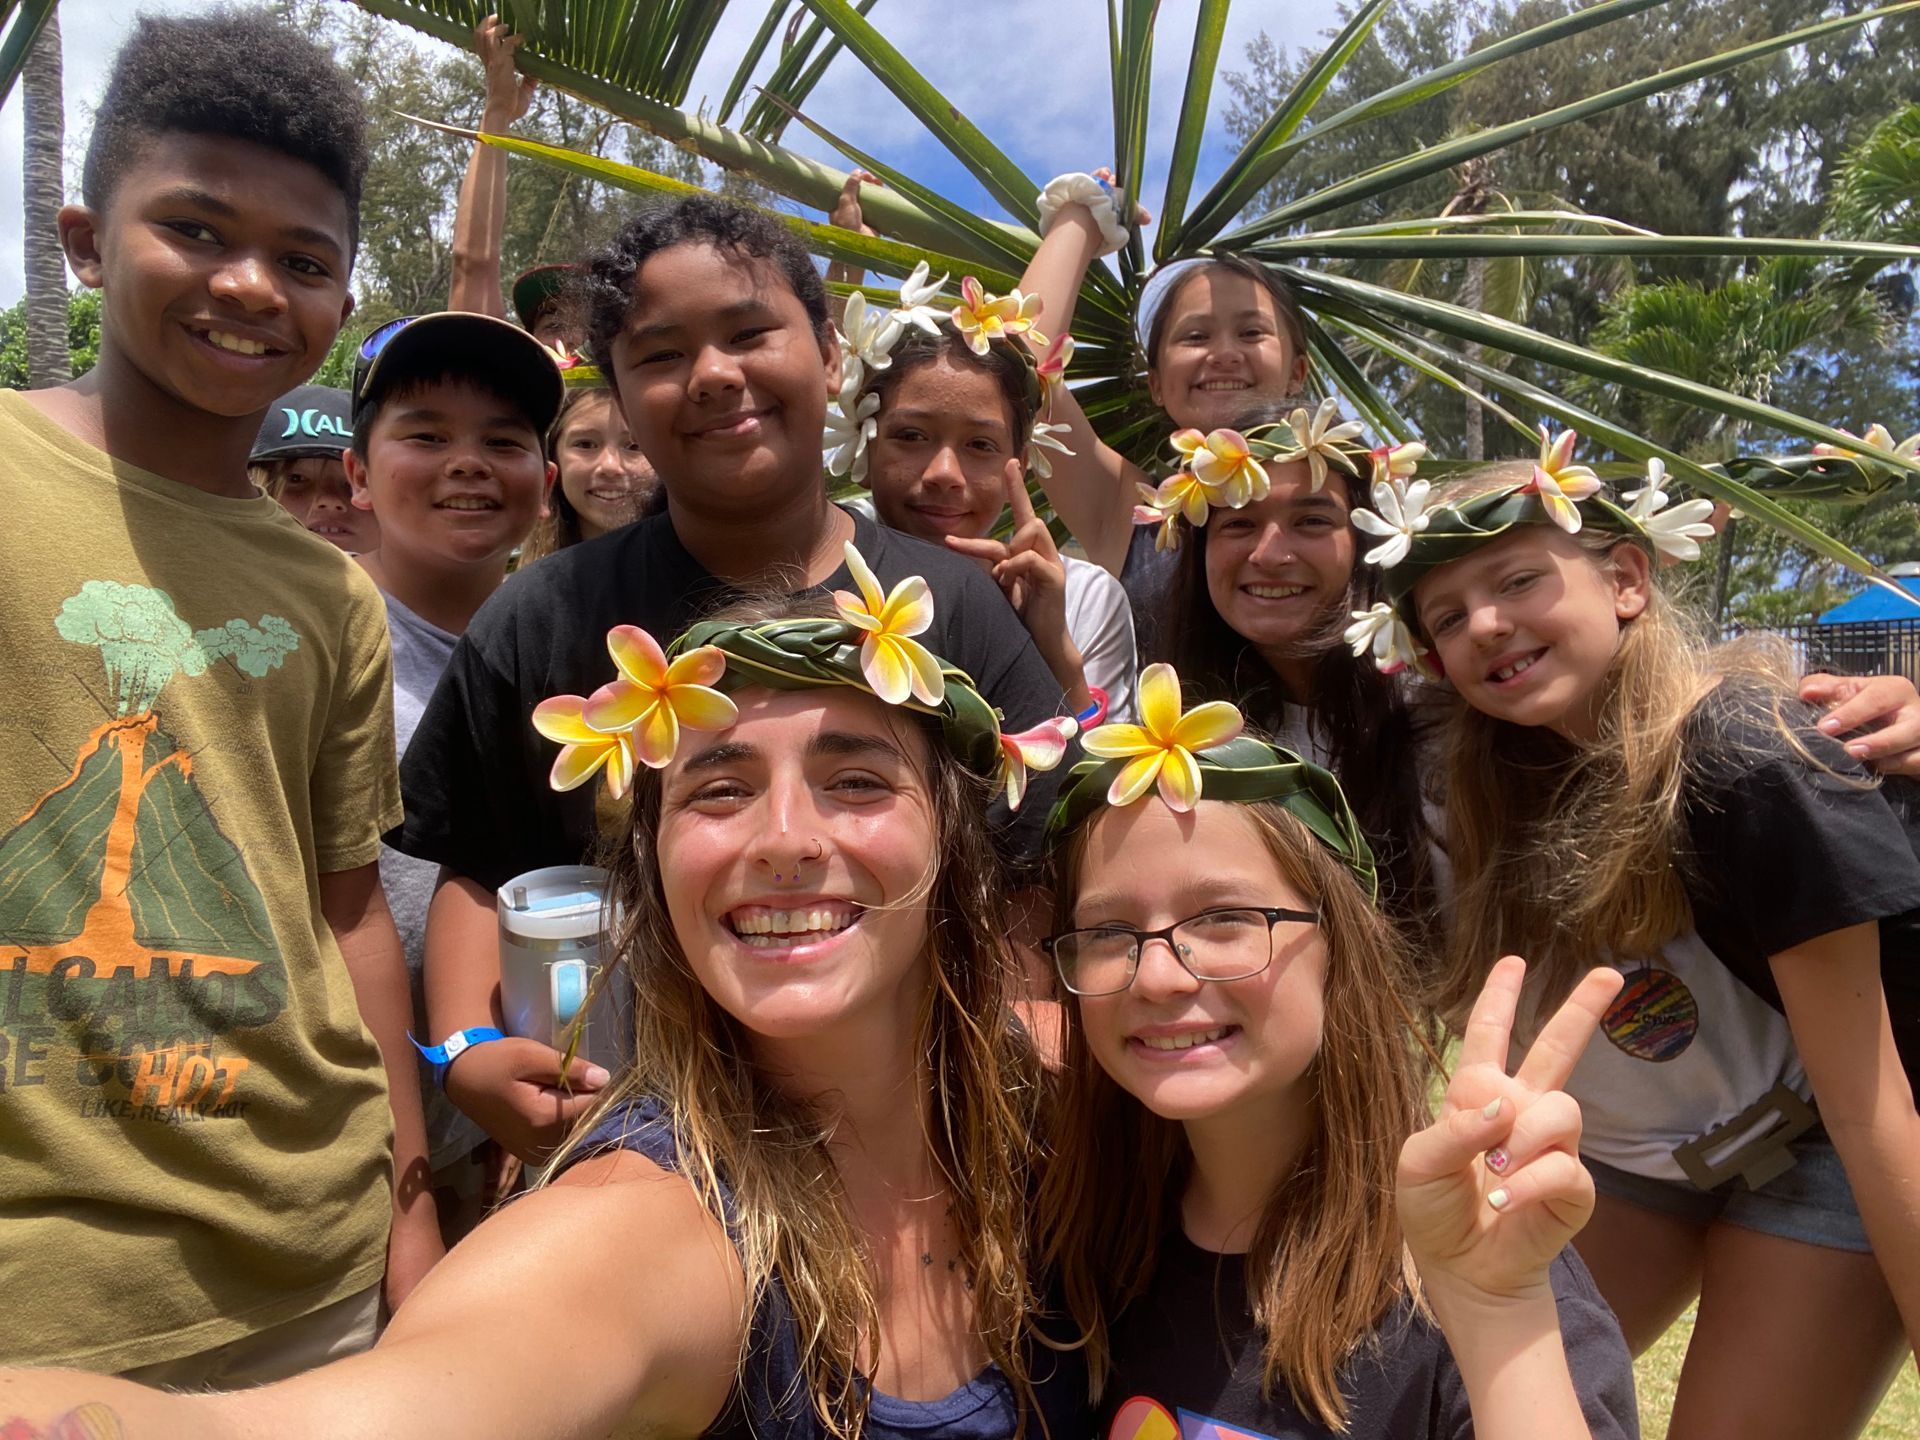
left=1063, top=554, right=1138, bottom=722
left=1535, top=932, right=1808, bottom=1183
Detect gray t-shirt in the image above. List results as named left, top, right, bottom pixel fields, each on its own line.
left=378, top=590, right=487, bottom=1170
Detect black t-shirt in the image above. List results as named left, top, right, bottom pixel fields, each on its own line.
left=1681, top=685, right=1920, bottom=1083
left=1097, top=1237, right=1637, bottom=1440
left=391, top=507, right=1066, bottom=889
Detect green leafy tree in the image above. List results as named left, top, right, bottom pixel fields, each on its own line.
left=0, top=287, right=100, bottom=388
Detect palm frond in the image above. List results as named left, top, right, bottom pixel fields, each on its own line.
left=0, top=0, right=57, bottom=108
left=349, top=0, right=1920, bottom=592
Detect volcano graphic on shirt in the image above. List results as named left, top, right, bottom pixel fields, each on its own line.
left=0, top=582, right=298, bottom=1042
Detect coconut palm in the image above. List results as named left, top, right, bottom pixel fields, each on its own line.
left=352, top=0, right=1920, bottom=586
left=19, top=5, right=65, bottom=388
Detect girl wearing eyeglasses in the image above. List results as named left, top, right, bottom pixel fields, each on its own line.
left=1037, top=666, right=1639, bottom=1439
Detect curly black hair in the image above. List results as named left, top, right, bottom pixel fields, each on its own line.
left=82, top=10, right=369, bottom=253
left=583, top=195, right=828, bottom=377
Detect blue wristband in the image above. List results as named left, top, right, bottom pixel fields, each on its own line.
left=410, top=1027, right=505, bottom=1088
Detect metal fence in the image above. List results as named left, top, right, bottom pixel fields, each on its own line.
left=1726, top=619, right=1920, bottom=683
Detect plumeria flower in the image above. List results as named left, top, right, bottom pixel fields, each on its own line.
left=823, top=378, right=881, bottom=481
left=998, top=715, right=1077, bottom=810
left=1175, top=427, right=1270, bottom=503
left=950, top=277, right=1044, bottom=356
left=837, top=290, right=905, bottom=373
left=1343, top=603, right=1431, bottom=677
left=1814, top=423, right=1920, bottom=463
left=1080, top=663, right=1243, bottom=812
left=1027, top=420, right=1075, bottom=480
left=1623, top=459, right=1718, bottom=562
left=1034, top=331, right=1075, bottom=409
left=531, top=693, right=640, bottom=799
left=831, top=542, right=946, bottom=706
left=1370, top=440, right=1426, bottom=486
left=1133, top=483, right=1184, bottom=552
left=580, top=625, right=738, bottom=770
left=1349, top=475, right=1435, bottom=569
left=892, top=260, right=950, bottom=335
left=1284, top=399, right=1366, bottom=491
left=1524, top=425, right=1603, bottom=533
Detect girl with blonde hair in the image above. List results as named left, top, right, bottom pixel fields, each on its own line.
left=1369, top=449, right=1920, bottom=1438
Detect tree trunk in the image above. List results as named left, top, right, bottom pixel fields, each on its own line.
left=21, top=11, right=67, bottom=389
left=1461, top=256, right=1486, bottom=462
left=1711, top=514, right=1739, bottom=627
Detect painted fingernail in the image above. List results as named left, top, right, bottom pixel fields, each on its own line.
left=1487, top=1187, right=1511, bottom=1211
left=1482, top=1097, right=1502, bottom=1120
left=1819, top=716, right=1842, bottom=734
left=1486, top=1147, right=1510, bottom=1174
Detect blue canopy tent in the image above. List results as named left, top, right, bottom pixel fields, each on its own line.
left=1818, top=575, right=1920, bottom=624
left=1812, top=568, right=1920, bottom=680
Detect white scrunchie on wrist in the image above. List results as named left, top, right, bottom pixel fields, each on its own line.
left=1036, top=172, right=1131, bottom=256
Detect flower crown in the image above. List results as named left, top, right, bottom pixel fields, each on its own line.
left=532, top=543, right=1075, bottom=811
left=1045, top=662, right=1377, bottom=899
left=823, top=263, right=1074, bottom=485
left=1131, top=400, right=1382, bottom=551
left=1341, top=426, right=1715, bottom=674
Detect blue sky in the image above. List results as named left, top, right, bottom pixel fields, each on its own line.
left=0, top=0, right=1351, bottom=305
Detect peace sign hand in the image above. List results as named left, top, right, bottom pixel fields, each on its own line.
left=1396, top=956, right=1624, bottom=1309
left=945, top=464, right=1089, bottom=707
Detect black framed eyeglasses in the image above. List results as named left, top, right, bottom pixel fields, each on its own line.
left=1041, top=906, right=1319, bottom=997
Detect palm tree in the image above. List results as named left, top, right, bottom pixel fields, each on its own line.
left=19, top=4, right=66, bottom=388
left=350, top=0, right=1920, bottom=586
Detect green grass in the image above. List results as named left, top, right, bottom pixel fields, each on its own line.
left=1635, top=1310, right=1920, bottom=1438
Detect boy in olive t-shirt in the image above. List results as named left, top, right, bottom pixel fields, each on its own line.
left=0, top=13, right=439, bottom=1379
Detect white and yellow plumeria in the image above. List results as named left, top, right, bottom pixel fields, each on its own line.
left=1154, top=427, right=1268, bottom=525
left=533, top=625, right=738, bottom=796
left=831, top=542, right=947, bottom=706
left=1282, top=398, right=1366, bottom=491
left=999, top=715, right=1078, bottom=811
left=1350, top=475, right=1436, bottom=569
left=893, top=260, right=950, bottom=335
left=1813, top=423, right=1920, bottom=464
left=950, top=277, right=1044, bottom=356
left=838, top=290, right=905, bottom=373
left=1133, top=483, right=1184, bottom=552
left=1525, top=426, right=1603, bottom=532
left=1623, top=458, right=1718, bottom=562
left=1027, top=420, right=1075, bottom=481
left=1080, top=663, right=1242, bottom=813
left=823, top=370, right=881, bottom=482
left=1370, top=440, right=1426, bottom=486
left=1343, top=602, right=1434, bottom=678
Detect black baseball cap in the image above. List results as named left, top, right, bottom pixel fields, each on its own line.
left=512, top=263, right=578, bottom=331
left=252, top=385, right=353, bottom=463
left=351, top=312, right=566, bottom=435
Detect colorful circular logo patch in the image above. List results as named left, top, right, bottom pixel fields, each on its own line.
left=1108, top=1397, right=1181, bottom=1440
left=1603, top=966, right=1699, bottom=1062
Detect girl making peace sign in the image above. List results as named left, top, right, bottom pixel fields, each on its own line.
left=1039, top=672, right=1638, bottom=1439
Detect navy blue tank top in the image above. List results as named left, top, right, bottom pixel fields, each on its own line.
left=575, top=1098, right=1088, bottom=1439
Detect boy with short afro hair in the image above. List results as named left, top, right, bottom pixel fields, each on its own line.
left=0, top=9, right=441, bottom=1379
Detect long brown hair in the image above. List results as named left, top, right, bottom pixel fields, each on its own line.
left=1419, top=471, right=1820, bottom=1025
left=519, top=387, right=662, bottom=566
left=547, top=610, right=1048, bottom=1438
left=1039, top=799, right=1430, bottom=1430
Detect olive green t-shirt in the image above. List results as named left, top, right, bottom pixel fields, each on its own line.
left=0, top=391, right=401, bottom=1371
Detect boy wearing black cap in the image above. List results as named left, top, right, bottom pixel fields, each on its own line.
left=0, top=11, right=439, bottom=1379
left=341, top=312, right=558, bottom=1238
left=251, top=384, right=377, bottom=554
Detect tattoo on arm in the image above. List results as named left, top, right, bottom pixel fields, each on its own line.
left=2, top=1403, right=126, bottom=1439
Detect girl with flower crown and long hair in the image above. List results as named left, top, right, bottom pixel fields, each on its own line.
left=1038, top=664, right=1637, bottom=1437
left=819, top=193, right=1138, bottom=722
left=0, top=578, right=1088, bottom=1438
left=1359, top=453, right=1920, bottom=1437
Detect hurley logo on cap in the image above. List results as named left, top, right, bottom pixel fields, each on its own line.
left=279, top=407, right=351, bottom=441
